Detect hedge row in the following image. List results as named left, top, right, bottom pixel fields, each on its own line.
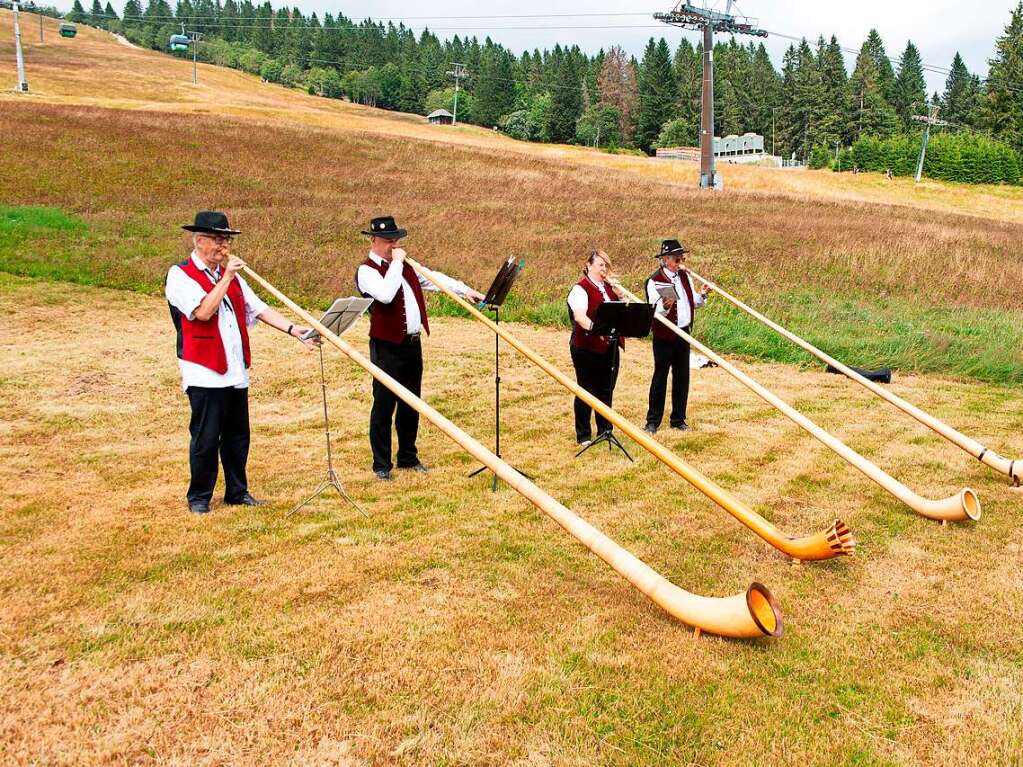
left=831, top=132, right=1021, bottom=185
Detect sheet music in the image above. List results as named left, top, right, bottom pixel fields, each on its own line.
left=301, top=297, right=373, bottom=340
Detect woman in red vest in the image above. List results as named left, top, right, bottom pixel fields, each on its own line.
left=166, top=211, right=317, bottom=515
left=566, top=250, right=625, bottom=446
left=643, top=239, right=711, bottom=433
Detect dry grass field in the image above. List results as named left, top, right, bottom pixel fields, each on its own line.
left=2, top=273, right=1022, bottom=766
left=2, top=10, right=1023, bottom=766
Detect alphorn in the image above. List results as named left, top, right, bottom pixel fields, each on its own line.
left=616, top=284, right=980, bottom=523
left=407, top=257, right=853, bottom=562
left=240, top=264, right=783, bottom=639
left=688, top=269, right=1022, bottom=488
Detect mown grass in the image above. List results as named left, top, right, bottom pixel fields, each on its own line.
left=2, top=275, right=1022, bottom=765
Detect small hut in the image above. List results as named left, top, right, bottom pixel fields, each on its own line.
left=427, top=109, right=454, bottom=126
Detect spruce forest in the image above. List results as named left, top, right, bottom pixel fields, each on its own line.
left=51, top=0, right=1023, bottom=182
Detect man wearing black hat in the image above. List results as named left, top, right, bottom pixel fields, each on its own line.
left=166, top=211, right=317, bottom=514
left=355, top=216, right=484, bottom=480
left=643, top=239, right=711, bottom=434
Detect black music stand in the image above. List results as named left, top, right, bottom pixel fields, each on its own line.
left=575, top=301, right=654, bottom=462
left=468, top=257, right=534, bottom=491
left=289, top=297, right=372, bottom=518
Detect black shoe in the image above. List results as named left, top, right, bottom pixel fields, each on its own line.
left=643, top=424, right=658, bottom=435
left=399, top=463, right=429, bottom=474
left=374, top=469, right=392, bottom=480
left=671, top=421, right=689, bottom=432
left=226, top=492, right=266, bottom=507
left=188, top=500, right=210, bottom=514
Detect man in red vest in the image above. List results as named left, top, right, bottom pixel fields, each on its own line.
left=643, top=239, right=711, bottom=434
left=166, top=211, right=317, bottom=514
left=356, top=216, right=484, bottom=480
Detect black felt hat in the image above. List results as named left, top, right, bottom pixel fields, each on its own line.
left=361, top=215, right=408, bottom=239
left=656, top=239, right=689, bottom=258
left=182, top=211, right=241, bottom=236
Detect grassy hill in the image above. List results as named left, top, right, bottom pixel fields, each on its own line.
left=3, top=12, right=1023, bottom=383
left=2, top=12, right=1023, bottom=766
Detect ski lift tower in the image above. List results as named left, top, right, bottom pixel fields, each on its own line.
left=654, top=2, right=767, bottom=190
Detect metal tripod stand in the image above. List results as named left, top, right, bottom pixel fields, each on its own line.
left=289, top=345, right=367, bottom=518
left=574, top=329, right=633, bottom=462
left=468, top=305, right=534, bottom=491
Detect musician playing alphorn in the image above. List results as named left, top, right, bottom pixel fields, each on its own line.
left=643, top=239, right=711, bottom=434
left=566, top=249, right=625, bottom=447
left=355, top=216, right=484, bottom=480
left=165, top=211, right=317, bottom=515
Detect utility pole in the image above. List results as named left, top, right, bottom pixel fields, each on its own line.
left=12, top=1, right=29, bottom=92
left=189, top=30, right=202, bottom=84
left=447, top=62, right=467, bottom=125
left=655, top=1, right=767, bottom=190
left=912, top=104, right=948, bottom=183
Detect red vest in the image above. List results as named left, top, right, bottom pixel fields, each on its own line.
left=569, top=277, right=625, bottom=354
left=358, top=257, right=430, bottom=343
left=649, top=268, right=696, bottom=341
left=170, top=259, right=251, bottom=374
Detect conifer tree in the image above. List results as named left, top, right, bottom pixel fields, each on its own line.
left=942, top=52, right=982, bottom=126
left=848, top=36, right=900, bottom=141
left=982, top=2, right=1023, bottom=151
left=635, top=37, right=678, bottom=153
left=816, top=35, right=849, bottom=147
left=673, top=38, right=701, bottom=139
left=549, top=51, right=583, bottom=142
left=863, top=29, right=897, bottom=105
left=474, top=46, right=517, bottom=126
left=894, top=41, right=927, bottom=128
left=68, top=0, right=87, bottom=23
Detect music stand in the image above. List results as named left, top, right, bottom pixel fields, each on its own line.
left=468, top=257, right=534, bottom=491
left=575, top=301, right=654, bottom=462
left=289, top=297, right=373, bottom=518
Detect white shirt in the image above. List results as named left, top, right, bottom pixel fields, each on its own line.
left=646, top=268, right=705, bottom=329
left=567, top=277, right=612, bottom=319
left=356, top=252, right=471, bottom=334
left=165, top=252, right=268, bottom=391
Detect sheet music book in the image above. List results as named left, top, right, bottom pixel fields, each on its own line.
left=301, top=297, right=373, bottom=340
left=654, top=283, right=681, bottom=302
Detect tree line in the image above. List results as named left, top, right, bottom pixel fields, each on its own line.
left=65, top=0, right=1023, bottom=178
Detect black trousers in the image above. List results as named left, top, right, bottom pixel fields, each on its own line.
left=646, top=333, right=691, bottom=428
left=369, top=336, right=423, bottom=472
left=186, top=386, right=250, bottom=505
left=570, top=344, right=618, bottom=442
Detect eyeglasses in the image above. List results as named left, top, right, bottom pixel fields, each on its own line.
left=199, top=234, right=233, bottom=244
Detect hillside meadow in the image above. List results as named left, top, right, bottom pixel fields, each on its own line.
left=1, top=98, right=1022, bottom=382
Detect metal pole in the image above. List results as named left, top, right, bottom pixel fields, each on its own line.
left=915, top=121, right=930, bottom=183
left=192, top=36, right=197, bottom=84
left=13, top=2, right=29, bottom=92
left=699, top=23, right=716, bottom=189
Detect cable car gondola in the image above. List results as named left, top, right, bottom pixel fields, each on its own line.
left=59, top=22, right=77, bottom=38
left=168, top=33, right=190, bottom=51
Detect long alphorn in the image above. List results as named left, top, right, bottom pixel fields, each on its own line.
left=407, top=257, right=853, bottom=562
left=616, top=284, right=980, bottom=523
left=241, top=264, right=783, bottom=639
left=688, top=269, right=1022, bottom=487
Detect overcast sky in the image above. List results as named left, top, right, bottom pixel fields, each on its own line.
left=273, top=0, right=1017, bottom=93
